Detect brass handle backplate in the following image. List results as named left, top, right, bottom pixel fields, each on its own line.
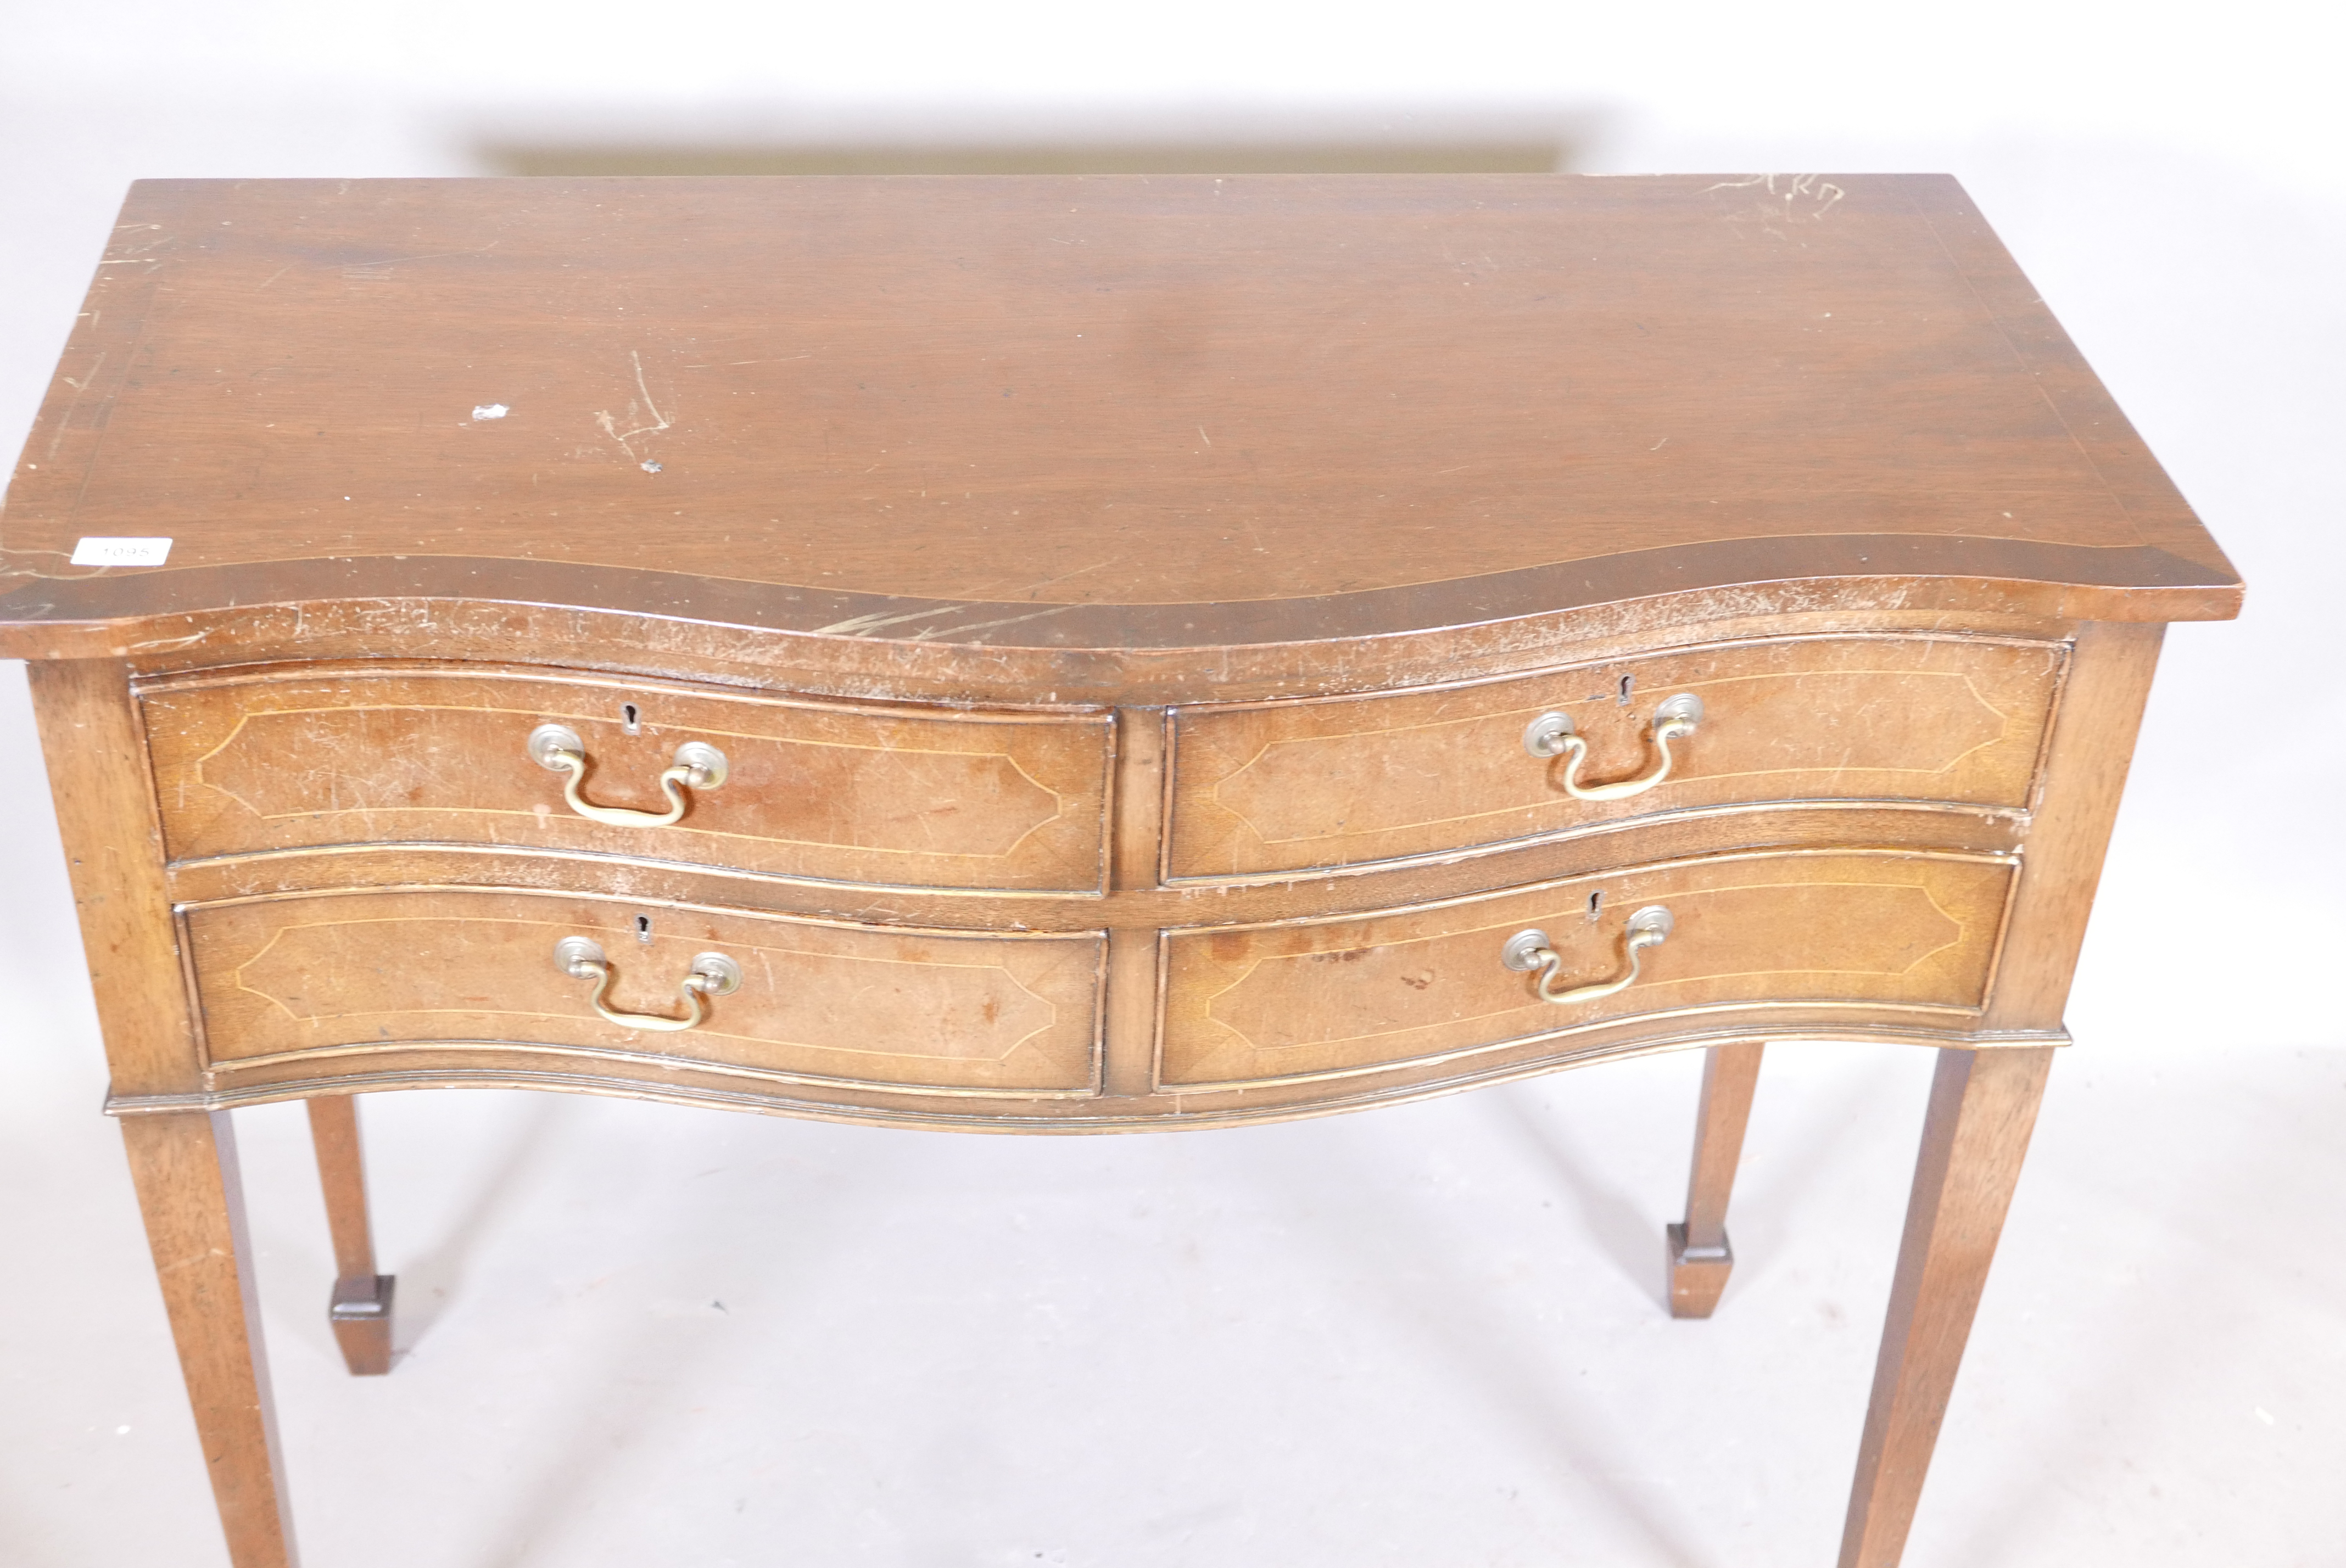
left=1501, top=905, right=1674, bottom=1007
left=528, top=723, right=728, bottom=827
left=1522, top=693, right=1704, bottom=801
left=552, top=936, right=743, bottom=1032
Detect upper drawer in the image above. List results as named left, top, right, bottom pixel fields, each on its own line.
left=142, top=667, right=1115, bottom=892
left=1164, top=635, right=2065, bottom=880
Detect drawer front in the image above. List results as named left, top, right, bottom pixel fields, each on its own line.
left=143, top=669, right=1114, bottom=892
left=1165, top=636, right=2064, bottom=879
left=1160, top=851, right=2014, bottom=1089
left=186, top=891, right=1104, bottom=1096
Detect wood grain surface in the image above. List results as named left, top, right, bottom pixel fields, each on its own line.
left=118, top=1111, right=296, bottom=1568
left=304, top=1094, right=393, bottom=1376
left=1681, top=1040, right=1765, bottom=1252
left=0, top=173, right=2238, bottom=668
left=26, top=659, right=208, bottom=1096
left=1667, top=1038, right=1766, bottom=1319
left=303, top=1096, right=377, bottom=1283
left=5, top=174, right=2242, bottom=1568
left=1160, top=849, right=2015, bottom=1090
left=1981, top=620, right=2165, bottom=1030
left=186, top=889, right=1105, bottom=1096
left=1840, top=1045, right=2056, bottom=1567
left=1168, top=633, right=2063, bottom=878
left=142, top=663, right=1114, bottom=892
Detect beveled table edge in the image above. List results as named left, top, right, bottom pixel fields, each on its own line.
left=0, top=551, right=2238, bottom=711
left=0, top=534, right=2242, bottom=652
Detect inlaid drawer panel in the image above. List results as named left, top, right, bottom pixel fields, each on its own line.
left=1165, top=636, right=2065, bottom=880
left=1159, top=850, right=2014, bottom=1090
left=186, top=891, right=1105, bottom=1096
left=142, top=668, right=1115, bottom=892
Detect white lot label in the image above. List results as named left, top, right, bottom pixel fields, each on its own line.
left=70, top=536, right=173, bottom=566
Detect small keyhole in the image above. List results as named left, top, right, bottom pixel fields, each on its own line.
left=1587, top=891, right=1604, bottom=921
left=635, top=915, right=652, bottom=944
left=622, top=703, right=641, bottom=735
left=1617, top=674, right=1634, bottom=706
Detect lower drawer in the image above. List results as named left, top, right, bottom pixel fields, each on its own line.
left=186, top=891, right=1105, bottom=1097
left=1159, top=850, right=2014, bottom=1090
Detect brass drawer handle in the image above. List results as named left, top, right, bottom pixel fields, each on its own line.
left=552, top=937, right=743, bottom=1032
left=1502, top=905, right=1674, bottom=1007
left=1522, top=693, right=1703, bottom=801
left=527, top=723, right=728, bottom=827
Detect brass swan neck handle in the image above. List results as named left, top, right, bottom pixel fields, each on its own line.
left=553, top=937, right=742, bottom=1032
left=528, top=724, right=728, bottom=828
left=1501, top=905, right=1674, bottom=1007
left=1522, top=694, right=1704, bottom=802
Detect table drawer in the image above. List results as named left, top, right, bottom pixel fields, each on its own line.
left=185, top=891, right=1105, bottom=1096
left=1159, top=850, right=2014, bottom=1090
left=1165, top=636, right=2064, bottom=880
left=142, top=667, right=1114, bottom=892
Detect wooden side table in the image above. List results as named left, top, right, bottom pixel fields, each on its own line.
left=0, top=173, right=2239, bottom=1566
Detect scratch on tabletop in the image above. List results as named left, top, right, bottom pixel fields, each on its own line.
left=909, top=605, right=1076, bottom=641
left=130, top=631, right=213, bottom=652
left=342, top=245, right=502, bottom=268
left=1014, top=561, right=1113, bottom=595
left=47, top=351, right=106, bottom=460
left=594, top=351, right=673, bottom=461
left=812, top=606, right=970, bottom=637
left=1702, top=173, right=1846, bottom=216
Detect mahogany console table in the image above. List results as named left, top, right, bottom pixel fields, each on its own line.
left=0, top=173, right=2239, bottom=1566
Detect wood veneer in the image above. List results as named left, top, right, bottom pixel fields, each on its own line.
left=1165, top=633, right=2063, bottom=879
left=144, top=664, right=1115, bottom=892
left=0, top=172, right=2238, bottom=677
left=4, top=175, right=2238, bottom=1568
left=186, top=889, right=1107, bottom=1096
left=1159, top=850, right=2014, bottom=1089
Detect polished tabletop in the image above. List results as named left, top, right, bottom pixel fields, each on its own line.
left=0, top=174, right=2236, bottom=658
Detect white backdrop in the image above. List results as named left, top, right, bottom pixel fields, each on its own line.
left=3, top=4, right=2340, bottom=1564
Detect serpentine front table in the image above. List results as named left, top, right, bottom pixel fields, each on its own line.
left=0, top=172, right=2238, bottom=1566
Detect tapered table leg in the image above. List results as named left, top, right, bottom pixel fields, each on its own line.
left=306, top=1095, right=395, bottom=1376
left=119, top=1110, right=299, bottom=1568
left=1667, top=1040, right=1764, bottom=1318
left=1839, top=1045, right=2055, bottom=1568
